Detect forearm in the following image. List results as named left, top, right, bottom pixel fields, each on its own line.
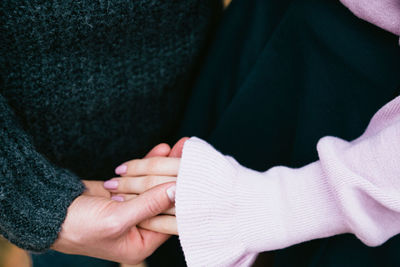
left=0, top=95, right=85, bottom=252
left=176, top=96, right=400, bottom=266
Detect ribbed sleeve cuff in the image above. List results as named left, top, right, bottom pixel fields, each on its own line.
left=176, top=137, right=258, bottom=267
left=32, top=170, right=86, bottom=253
left=0, top=168, right=85, bottom=253
left=176, top=137, right=349, bottom=267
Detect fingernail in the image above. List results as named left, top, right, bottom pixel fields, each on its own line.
left=166, top=185, right=176, bottom=202
left=111, top=196, right=124, bottom=202
left=104, top=180, right=119, bottom=189
left=115, top=164, right=127, bottom=175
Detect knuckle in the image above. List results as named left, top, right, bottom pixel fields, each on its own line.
left=102, top=215, right=124, bottom=236
left=148, top=157, right=161, bottom=171
left=121, top=178, right=133, bottom=192
left=142, top=177, right=152, bottom=191
left=145, top=197, right=164, bottom=215
left=116, top=179, right=125, bottom=190
left=128, top=159, right=139, bottom=173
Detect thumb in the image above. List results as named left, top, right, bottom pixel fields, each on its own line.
left=117, top=182, right=176, bottom=227
left=169, top=137, right=190, bottom=158
left=145, top=143, right=171, bottom=158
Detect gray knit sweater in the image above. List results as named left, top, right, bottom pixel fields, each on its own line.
left=0, top=0, right=220, bottom=252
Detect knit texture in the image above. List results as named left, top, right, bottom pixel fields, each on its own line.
left=176, top=96, right=400, bottom=266
left=0, top=97, right=86, bottom=252
left=0, top=0, right=219, bottom=252
left=340, top=0, right=400, bottom=38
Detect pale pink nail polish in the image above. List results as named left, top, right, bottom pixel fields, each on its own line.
left=104, top=180, right=119, bottom=189
left=115, top=164, right=127, bottom=175
left=111, top=196, right=124, bottom=202
left=166, top=185, right=176, bottom=202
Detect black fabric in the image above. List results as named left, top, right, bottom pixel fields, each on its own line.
left=0, top=1, right=219, bottom=182
left=31, top=251, right=119, bottom=267
left=173, top=0, right=400, bottom=266
left=0, top=0, right=221, bottom=263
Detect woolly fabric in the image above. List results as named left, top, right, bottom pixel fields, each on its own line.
left=340, top=0, right=400, bottom=38
left=175, top=0, right=400, bottom=266
left=177, top=97, right=400, bottom=267
left=0, top=0, right=219, bottom=252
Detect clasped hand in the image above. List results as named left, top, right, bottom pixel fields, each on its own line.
left=52, top=138, right=187, bottom=264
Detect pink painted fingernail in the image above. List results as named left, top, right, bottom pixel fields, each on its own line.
left=104, top=180, right=119, bottom=189
left=115, top=164, right=127, bottom=175
left=111, top=196, right=124, bottom=202
left=166, top=185, right=176, bottom=202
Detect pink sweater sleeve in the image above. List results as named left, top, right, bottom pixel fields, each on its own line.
left=175, top=96, right=400, bottom=267
left=339, top=0, right=400, bottom=38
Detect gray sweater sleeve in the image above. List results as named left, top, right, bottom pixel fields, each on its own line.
left=0, top=95, right=85, bottom=252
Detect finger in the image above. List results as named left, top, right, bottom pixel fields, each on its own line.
left=82, top=180, right=111, bottom=198
left=169, top=137, right=189, bottom=158
left=114, top=143, right=170, bottom=180
left=144, top=143, right=171, bottom=158
left=139, top=215, right=178, bottom=235
left=115, top=157, right=180, bottom=177
left=137, top=228, right=171, bottom=257
left=111, top=194, right=175, bottom=215
left=165, top=206, right=175, bottom=216
left=117, top=182, right=176, bottom=227
left=111, top=193, right=138, bottom=202
left=106, top=176, right=177, bottom=194
left=120, top=227, right=170, bottom=262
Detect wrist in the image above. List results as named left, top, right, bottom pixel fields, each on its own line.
left=176, top=137, right=349, bottom=266
left=176, top=138, right=258, bottom=266
left=51, top=195, right=85, bottom=255
left=233, top=163, right=348, bottom=252
left=82, top=180, right=111, bottom=198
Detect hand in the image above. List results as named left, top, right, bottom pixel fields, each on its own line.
left=108, top=137, right=187, bottom=201
left=104, top=138, right=188, bottom=235
left=52, top=182, right=176, bottom=264
left=106, top=156, right=181, bottom=235
left=82, top=180, right=111, bottom=198
left=80, top=142, right=173, bottom=199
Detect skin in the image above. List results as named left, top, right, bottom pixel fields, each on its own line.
left=104, top=138, right=189, bottom=236
left=52, top=183, right=175, bottom=264
left=82, top=142, right=174, bottom=199
left=51, top=143, right=180, bottom=264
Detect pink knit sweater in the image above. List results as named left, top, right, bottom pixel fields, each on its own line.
left=176, top=95, right=400, bottom=266
left=176, top=3, right=400, bottom=266
left=340, top=0, right=400, bottom=40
